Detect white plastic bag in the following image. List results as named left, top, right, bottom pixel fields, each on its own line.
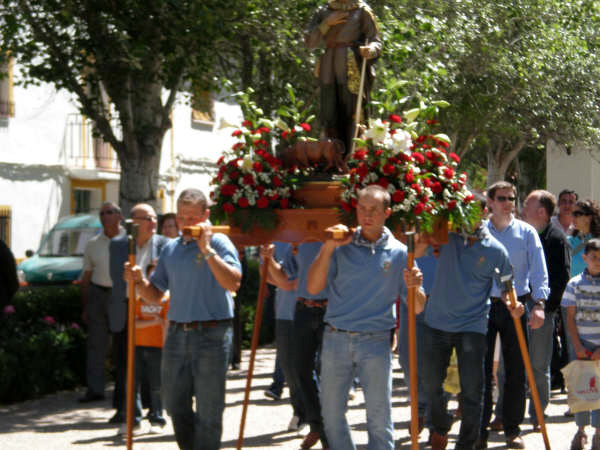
left=562, top=360, right=600, bottom=413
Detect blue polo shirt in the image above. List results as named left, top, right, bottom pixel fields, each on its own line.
left=324, top=227, right=409, bottom=332
left=561, top=270, right=600, bottom=345
left=569, top=234, right=591, bottom=277
left=284, top=242, right=328, bottom=300
left=416, top=250, right=437, bottom=296
left=150, top=233, right=241, bottom=322
left=273, top=242, right=297, bottom=321
left=486, top=218, right=550, bottom=300
left=424, top=230, right=512, bottom=335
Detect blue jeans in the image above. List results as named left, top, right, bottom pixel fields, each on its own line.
left=321, top=327, right=393, bottom=450
left=275, top=319, right=305, bottom=420
left=528, top=309, right=555, bottom=420
left=423, top=325, right=487, bottom=450
left=135, top=346, right=165, bottom=424
left=293, top=302, right=327, bottom=443
left=161, top=323, right=232, bottom=450
left=398, top=302, right=429, bottom=419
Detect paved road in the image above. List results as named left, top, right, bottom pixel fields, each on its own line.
left=0, top=346, right=576, bottom=449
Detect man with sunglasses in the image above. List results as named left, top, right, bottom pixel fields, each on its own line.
left=79, top=202, right=124, bottom=403
left=107, top=203, right=170, bottom=427
left=479, top=181, right=549, bottom=449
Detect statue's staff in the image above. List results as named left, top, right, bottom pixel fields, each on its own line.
left=497, top=269, right=551, bottom=450
left=350, top=39, right=370, bottom=156
left=125, top=220, right=138, bottom=450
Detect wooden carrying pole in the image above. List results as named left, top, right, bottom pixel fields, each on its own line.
left=350, top=40, right=369, bottom=156
left=405, top=231, right=419, bottom=450
left=498, top=270, right=551, bottom=450
left=237, top=257, right=270, bottom=450
left=125, top=220, right=138, bottom=450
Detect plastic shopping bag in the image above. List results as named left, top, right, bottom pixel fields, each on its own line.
left=562, top=359, right=600, bottom=413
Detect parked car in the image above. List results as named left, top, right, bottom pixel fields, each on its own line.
left=17, top=214, right=102, bottom=285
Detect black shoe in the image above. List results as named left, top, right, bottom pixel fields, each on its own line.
left=78, top=392, right=105, bottom=403
left=108, top=411, right=125, bottom=424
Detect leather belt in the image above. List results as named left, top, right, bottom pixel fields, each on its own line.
left=90, top=282, right=111, bottom=292
left=170, top=319, right=232, bottom=331
left=490, top=293, right=532, bottom=304
left=297, top=297, right=328, bottom=308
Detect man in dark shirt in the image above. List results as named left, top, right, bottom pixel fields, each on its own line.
left=522, top=189, right=571, bottom=428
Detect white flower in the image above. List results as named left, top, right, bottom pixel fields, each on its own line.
left=365, top=119, right=388, bottom=143
left=391, top=129, right=412, bottom=154
left=274, top=118, right=289, bottom=132
left=241, top=156, right=253, bottom=172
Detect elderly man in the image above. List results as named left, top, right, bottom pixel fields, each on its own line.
left=479, top=181, right=549, bottom=449
left=108, top=203, right=169, bottom=425
left=125, top=188, right=241, bottom=450
left=305, top=0, right=381, bottom=156
left=78, top=202, right=123, bottom=403
left=307, top=185, right=424, bottom=450
left=521, top=190, right=571, bottom=427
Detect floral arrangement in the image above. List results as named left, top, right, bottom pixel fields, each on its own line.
left=340, top=111, right=480, bottom=233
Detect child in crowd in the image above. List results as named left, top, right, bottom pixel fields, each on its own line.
left=133, top=263, right=169, bottom=434
left=562, top=238, right=600, bottom=450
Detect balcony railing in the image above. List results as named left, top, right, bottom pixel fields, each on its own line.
left=65, top=113, right=120, bottom=171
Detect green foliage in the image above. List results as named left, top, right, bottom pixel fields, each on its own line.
left=0, top=286, right=86, bottom=403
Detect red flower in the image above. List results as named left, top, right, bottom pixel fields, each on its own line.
left=388, top=114, right=402, bottom=123
left=223, top=203, right=235, bottom=214
left=449, top=152, right=460, bottom=163
left=404, top=171, right=415, bottom=183
left=300, top=123, right=311, bottom=132
left=392, top=190, right=405, bottom=203
left=232, top=142, right=245, bottom=150
left=425, top=151, right=435, bottom=161
left=221, top=184, right=237, bottom=196
left=258, top=126, right=271, bottom=134
left=417, top=135, right=427, bottom=143
left=341, top=201, right=352, bottom=212
left=452, top=182, right=459, bottom=192
left=414, top=203, right=425, bottom=215
left=426, top=119, right=438, bottom=125
left=281, top=130, right=290, bottom=139
left=252, top=161, right=263, bottom=173
left=217, top=156, right=224, bottom=165
left=411, top=183, right=421, bottom=194
left=399, top=153, right=412, bottom=162
left=422, top=178, right=432, bottom=188
left=273, top=176, right=283, bottom=187
left=229, top=170, right=240, bottom=180
left=256, top=185, right=265, bottom=195
left=448, top=200, right=457, bottom=210
left=377, top=178, right=389, bottom=189
left=357, top=163, right=369, bottom=179
left=412, top=152, right=425, bottom=164
left=374, top=149, right=383, bottom=157
left=370, top=161, right=380, bottom=169
left=443, top=167, right=455, bottom=179
left=269, top=193, right=279, bottom=201
left=237, top=197, right=249, bottom=208
left=242, top=119, right=253, bottom=128
left=433, top=161, right=443, bottom=167
left=421, top=195, right=429, bottom=203
left=256, top=196, right=269, bottom=209
left=351, top=198, right=358, bottom=208
left=463, top=194, right=474, bottom=204
left=232, top=129, right=243, bottom=137
left=383, top=163, right=396, bottom=175
left=280, top=198, right=290, bottom=209
left=432, top=181, right=443, bottom=194
left=353, top=149, right=367, bottom=160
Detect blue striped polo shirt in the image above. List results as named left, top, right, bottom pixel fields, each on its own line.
left=562, top=270, right=600, bottom=345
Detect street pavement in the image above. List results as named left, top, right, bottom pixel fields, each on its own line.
left=0, top=346, right=577, bottom=449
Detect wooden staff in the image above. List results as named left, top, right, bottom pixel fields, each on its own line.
left=237, top=256, right=270, bottom=450
left=497, top=270, right=551, bottom=450
left=125, top=220, right=138, bottom=450
left=405, top=230, right=419, bottom=450
left=182, top=225, right=231, bottom=239
left=350, top=40, right=369, bottom=156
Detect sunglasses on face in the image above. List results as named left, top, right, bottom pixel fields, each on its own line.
left=573, top=210, right=590, bottom=217
left=495, top=195, right=516, bottom=202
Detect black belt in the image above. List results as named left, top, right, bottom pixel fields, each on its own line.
left=170, top=319, right=232, bottom=331
left=297, top=297, right=328, bottom=308
left=327, top=323, right=394, bottom=337
left=490, top=293, right=532, bottom=304
left=90, top=282, right=111, bottom=292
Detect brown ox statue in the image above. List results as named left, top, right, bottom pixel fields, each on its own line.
left=281, top=139, right=348, bottom=174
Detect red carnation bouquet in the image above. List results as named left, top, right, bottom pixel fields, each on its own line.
left=209, top=118, right=299, bottom=231
left=340, top=110, right=480, bottom=233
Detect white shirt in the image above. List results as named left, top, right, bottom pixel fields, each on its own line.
left=83, top=228, right=124, bottom=287
left=551, top=215, right=574, bottom=236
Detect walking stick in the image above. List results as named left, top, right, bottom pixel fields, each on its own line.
left=237, top=256, right=270, bottom=450
left=406, top=230, right=419, bottom=450
left=350, top=40, right=369, bottom=156
left=497, top=270, right=551, bottom=450
left=125, top=220, right=138, bottom=450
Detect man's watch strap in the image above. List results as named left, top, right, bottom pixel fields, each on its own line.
left=533, top=299, right=545, bottom=308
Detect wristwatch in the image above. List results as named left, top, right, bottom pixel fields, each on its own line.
left=195, top=248, right=217, bottom=264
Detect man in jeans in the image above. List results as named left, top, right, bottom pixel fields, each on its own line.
left=125, top=188, right=241, bottom=450
left=422, top=220, right=517, bottom=450
left=306, top=185, right=424, bottom=449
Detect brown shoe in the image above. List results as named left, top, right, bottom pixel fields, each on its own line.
left=300, top=431, right=320, bottom=449
left=431, top=431, right=448, bottom=450
left=506, top=433, right=525, bottom=449
left=489, top=416, right=503, bottom=431
left=570, top=430, right=587, bottom=450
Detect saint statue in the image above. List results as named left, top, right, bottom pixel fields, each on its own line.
left=305, top=0, right=382, bottom=158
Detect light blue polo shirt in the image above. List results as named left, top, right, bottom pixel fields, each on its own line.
left=150, top=233, right=241, bottom=322
left=284, top=242, right=328, bottom=300
left=424, top=230, right=512, bottom=335
left=569, top=234, right=591, bottom=277
left=561, top=270, right=600, bottom=345
left=486, top=218, right=549, bottom=300
left=324, top=227, right=409, bottom=332
left=273, top=242, right=297, bottom=321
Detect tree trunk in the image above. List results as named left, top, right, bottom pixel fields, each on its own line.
left=486, top=138, right=527, bottom=187
left=117, top=145, right=162, bottom=215
left=487, top=150, right=504, bottom=186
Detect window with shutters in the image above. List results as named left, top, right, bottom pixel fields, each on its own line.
left=0, top=206, right=11, bottom=246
